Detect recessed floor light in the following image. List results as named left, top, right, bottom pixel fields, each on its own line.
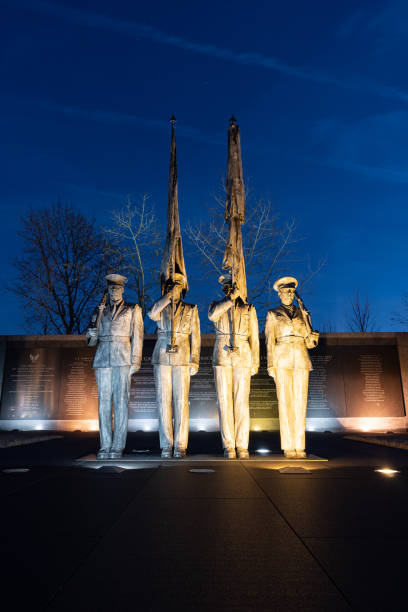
left=375, top=468, right=400, bottom=475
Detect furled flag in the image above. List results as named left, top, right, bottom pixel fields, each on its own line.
left=222, top=117, right=247, bottom=301
left=160, top=117, right=188, bottom=294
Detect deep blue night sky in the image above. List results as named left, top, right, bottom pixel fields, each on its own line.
left=1, top=0, right=408, bottom=333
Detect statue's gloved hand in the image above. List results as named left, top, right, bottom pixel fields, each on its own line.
left=87, top=328, right=98, bottom=339
left=130, top=364, right=141, bottom=376
left=190, top=365, right=198, bottom=376
left=251, top=367, right=258, bottom=376
left=230, top=286, right=240, bottom=301
left=267, top=367, right=276, bottom=379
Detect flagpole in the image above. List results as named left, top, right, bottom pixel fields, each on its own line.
left=230, top=244, right=238, bottom=353
left=167, top=247, right=178, bottom=352
left=166, top=116, right=179, bottom=354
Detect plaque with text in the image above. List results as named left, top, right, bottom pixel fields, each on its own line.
left=250, top=346, right=278, bottom=419
left=58, top=348, right=98, bottom=420
left=342, top=346, right=404, bottom=417
left=189, top=345, right=218, bottom=419
left=1, top=347, right=61, bottom=419
left=128, top=339, right=157, bottom=419
left=307, top=347, right=346, bottom=417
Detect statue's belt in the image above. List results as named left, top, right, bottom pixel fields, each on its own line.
left=98, top=336, right=130, bottom=342
left=157, top=331, right=189, bottom=337
left=276, top=336, right=305, bottom=344
left=216, top=332, right=249, bottom=338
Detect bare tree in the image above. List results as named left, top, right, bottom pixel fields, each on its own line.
left=320, top=320, right=336, bottom=333
left=10, top=202, right=109, bottom=334
left=391, top=294, right=408, bottom=327
left=345, top=290, right=376, bottom=332
left=185, top=195, right=325, bottom=327
left=104, top=195, right=162, bottom=321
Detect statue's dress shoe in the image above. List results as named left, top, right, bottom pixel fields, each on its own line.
left=161, top=448, right=172, bottom=459
left=108, top=449, right=123, bottom=459
left=295, top=450, right=307, bottom=459
left=237, top=449, right=249, bottom=459
left=173, top=449, right=186, bottom=459
left=97, top=449, right=110, bottom=460
left=284, top=450, right=297, bottom=459
left=224, top=448, right=236, bottom=459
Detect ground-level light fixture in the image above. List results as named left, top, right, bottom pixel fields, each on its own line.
left=256, top=448, right=270, bottom=454
left=375, top=468, right=400, bottom=476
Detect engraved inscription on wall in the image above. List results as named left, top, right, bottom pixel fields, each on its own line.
left=249, top=351, right=278, bottom=419
left=189, top=347, right=218, bottom=419
left=128, top=340, right=156, bottom=418
left=359, top=354, right=385, bottom=403
left=58, top=349, right=98, bottom=419
left=308, top=355, right=333, bottom=410
left=342, top=345, right=404, bottom=417
left=0, top=348, right=60, bottom=419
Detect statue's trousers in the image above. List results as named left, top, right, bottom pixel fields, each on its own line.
left=274, top=368, right=309, bottom=451
left=214, top=366, right=251, bottom=451
left=95, top=366, right=131, bottom=452
left=154, top=365, right=190, bottom=451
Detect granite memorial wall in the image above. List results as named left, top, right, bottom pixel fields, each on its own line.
left=0, top=333, right=407, bottom=431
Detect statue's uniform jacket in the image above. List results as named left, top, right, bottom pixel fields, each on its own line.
left=86, top=301, right=144, bottom=453
left=149, top=297, right=200, bottom=368
left=88, top=301, right=143, bottom=368
left=209, top=298, right=259, bottom=451
left=265, top=305, right=318, bottom=451
left=148, top=296, right=201, bottom=451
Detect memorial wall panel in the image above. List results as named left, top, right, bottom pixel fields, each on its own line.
left=58, top=348, right=98, bottom=420
left=342, top=345, right=404, bottom=417
left=128, top=339, right=156, bottom=419
left=250, top=346, right=278, bottom=419
left=189, top=345, right=218, bottom=420
left=307, top=346, right=346, bottom=417
left=0, top=335, right=405, bottom=426
left=1, top=347, right=61, bottom=419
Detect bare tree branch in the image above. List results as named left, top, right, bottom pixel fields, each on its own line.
left=9, top=202, right=109, bottom=334
left=345, top=290, right=377, bottom=332
left=186, top=195, right=324, bottom=327
left=104, top=195, right=162, bottom=325
left=391, top=294, right=408, bottom=327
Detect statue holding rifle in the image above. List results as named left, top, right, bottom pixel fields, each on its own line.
left=86, top=273, right=144, bottom=459
left=208, top=118, right=259, bottom=460
left=265, top=277, right=319, bottom=458
left=148, top=118, right=200, bottom=459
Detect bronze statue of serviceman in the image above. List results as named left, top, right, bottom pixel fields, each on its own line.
left=86, top=273, right=144, bottom=459
left=209, top=117, right=259, bottom=459
left=265, top=276, right=319, bottom=458
left=148, top=117, right=201, bottom=459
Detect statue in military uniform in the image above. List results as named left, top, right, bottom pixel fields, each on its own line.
left=265, top=277, right=319, bottom=458
left=148, top=273, right=200, bottom=458
left=209, top=273, right=259, bottom=459
left=148, top=116, right=201, bottom=459
left=86, top=273, right=144, bottom=459
left=209, top=117, right=259, bottom=459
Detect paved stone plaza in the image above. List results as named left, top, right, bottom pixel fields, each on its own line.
left=1, top=431, right=406, bottom=611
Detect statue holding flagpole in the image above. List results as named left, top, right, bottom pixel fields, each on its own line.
left=148, top=117, right=201, bottom=459
left=208, top=117, right=259, bottom=459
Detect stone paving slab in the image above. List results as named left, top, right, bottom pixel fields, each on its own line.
left=45, top=467, right=350, bottom=612
left=2, top=432, right=408, bottom=611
